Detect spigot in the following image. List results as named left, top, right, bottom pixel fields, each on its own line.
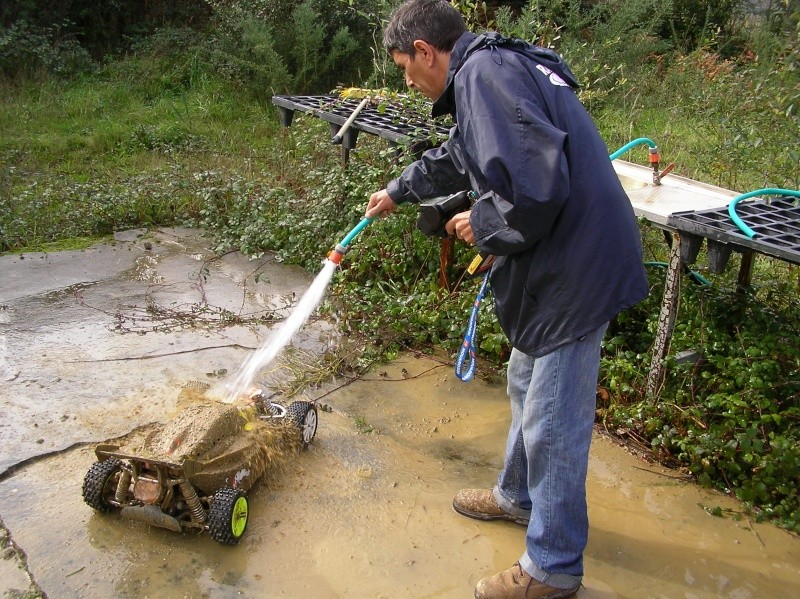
left=649, top=146, right=662, bottom=185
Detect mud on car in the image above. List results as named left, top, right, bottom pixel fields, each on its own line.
left=82, top=389, right=318, bottom=544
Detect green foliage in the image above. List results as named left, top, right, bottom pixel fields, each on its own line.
left=665, top=51, right=798, bottom=190
left=207, top=0, right=369, bottom=95
left=207, top=15, right=292, bottom=99
left=334, top=0, right=402, bottom=89
left=458, top=0, right=673, bottom=111
left=665, top=0, right=743, bottom=52
left=487, top=0, right=753, bottom=56
left=600, top=268, right=800, bottom=532
left=565, top=0, right=672, bottom=110
left=451, top=0, right=496, bottom=30
left=1, top=0, right=373, bottom=95
left=492, top=0, right=566, bottom=46
left=1, top=0, right=211, bottom=60
left=596, top=29, right=799, bottom=191
left=0, top=20, right=94, bottom=79
left=1, top=168, right=196, bottom=251
left=281, top=2, right=360, bottom=92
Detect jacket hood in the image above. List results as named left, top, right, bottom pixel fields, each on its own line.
left=432, top=31, right=580, bottom=119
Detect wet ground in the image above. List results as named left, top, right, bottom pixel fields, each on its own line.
left=1, top=228, right=798, bottom=598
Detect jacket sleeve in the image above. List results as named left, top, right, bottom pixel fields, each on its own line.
left=386, top=131, right=472, bottom=204
left=459, top=52, right=570, bottom=256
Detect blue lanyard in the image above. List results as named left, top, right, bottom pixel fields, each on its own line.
left=454, top=270, right=491, bottom=382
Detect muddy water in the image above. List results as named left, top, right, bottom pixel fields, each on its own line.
left=1, top=354, right=798, bottom=598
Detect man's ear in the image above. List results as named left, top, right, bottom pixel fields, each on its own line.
left=412, top=39, right=437, bottom=65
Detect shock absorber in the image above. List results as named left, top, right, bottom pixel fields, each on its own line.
left=115, top=470, right=131, bottom=504
left=179, top=480, right=207, bottom=523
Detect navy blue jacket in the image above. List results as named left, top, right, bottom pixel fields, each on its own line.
left=387, top=31, right=648, bottom=357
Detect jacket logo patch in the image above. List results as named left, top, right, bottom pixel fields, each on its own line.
left=535, top=64, right=569, bottom=87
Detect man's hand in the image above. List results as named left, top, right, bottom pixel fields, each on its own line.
left=445, top=210, right=475, bottom=245
left=366, top=189, right=398, bottom=219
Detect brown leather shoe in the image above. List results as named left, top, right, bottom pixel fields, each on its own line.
left=452, top=489, right=529, bottom=526
left=474, top=563, right=579, bottom=599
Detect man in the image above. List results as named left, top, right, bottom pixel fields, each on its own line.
left=365, top=1, right=648, bottom=597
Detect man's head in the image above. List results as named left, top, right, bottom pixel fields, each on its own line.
left=383, top=0, right=467, bottom=100
left=383, top=0, right=467, bottom=57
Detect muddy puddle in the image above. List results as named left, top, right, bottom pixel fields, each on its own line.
left=1, top=230, right=798, bottom=598
left=1, top=354, right=798, bottom=598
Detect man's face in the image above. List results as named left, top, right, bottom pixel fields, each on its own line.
left=391, top=45, right=446, bottom=100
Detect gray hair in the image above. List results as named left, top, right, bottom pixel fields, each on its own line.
left=383, top=0, right=467, bottom=56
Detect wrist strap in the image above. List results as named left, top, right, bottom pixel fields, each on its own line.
left=454, top=270, right=491, bottom=382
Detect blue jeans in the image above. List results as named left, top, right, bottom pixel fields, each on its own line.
left=493, top=323, right=608, bottom=590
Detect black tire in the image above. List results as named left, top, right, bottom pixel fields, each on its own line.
left=287, top=401, right=318, bottom=448
left=82, top=458, right=124, bottom=512
left=208, top=487, right=249, bottom=545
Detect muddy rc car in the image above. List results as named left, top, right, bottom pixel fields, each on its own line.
left=82, top=389, right=317, bottom=545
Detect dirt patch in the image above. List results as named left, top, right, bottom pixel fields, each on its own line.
left=0, top=520, right=43, bottom=599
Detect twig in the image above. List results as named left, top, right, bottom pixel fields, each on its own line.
left=748, top=516, right=766, bottom=548
left=629, top=464, right=690, bottom=480
left=360, top=363, right=448, bottom=381
left=404, top=492, right=420, bottom=529
left=65, top=343, right=256, bottom=362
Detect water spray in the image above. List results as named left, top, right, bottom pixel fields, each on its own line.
left=220, top=217, right=376, bottom=403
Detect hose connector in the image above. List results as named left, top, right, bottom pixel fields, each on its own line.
left=649, top=146, right=662, bottom=185
left=328, top=243, right=349, bottom=265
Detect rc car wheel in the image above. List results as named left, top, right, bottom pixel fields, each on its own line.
left=208, top=487, right=249, bottom=545
left=287, top=400, right=318, bottom=448
left=82, top=458, right=124, bottom=512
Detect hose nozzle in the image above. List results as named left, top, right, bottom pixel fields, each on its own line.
left=327, top=217, right=375, bottom=266
left=328, top=243, right=349, bottom=265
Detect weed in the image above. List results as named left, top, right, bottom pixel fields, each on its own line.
left=354, top=414, right=374, bottom=434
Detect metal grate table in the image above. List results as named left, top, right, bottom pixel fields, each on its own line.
left=616, top=164, right=800, bottom=395
left=272, top=94, right=452, bottom=162
left=668, top=196, right=800, bottom=269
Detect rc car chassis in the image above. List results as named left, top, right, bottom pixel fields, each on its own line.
left=82, top=393, right=318, bottom=544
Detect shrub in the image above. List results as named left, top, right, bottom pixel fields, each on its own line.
left=205, top=0, right=371, bottom=96
left=0, top=20, right=94, bottom=79
left=664, top=0, right=743, bottom=52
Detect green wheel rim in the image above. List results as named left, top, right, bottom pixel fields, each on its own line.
left=231, top=496, right=248, bottom=538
